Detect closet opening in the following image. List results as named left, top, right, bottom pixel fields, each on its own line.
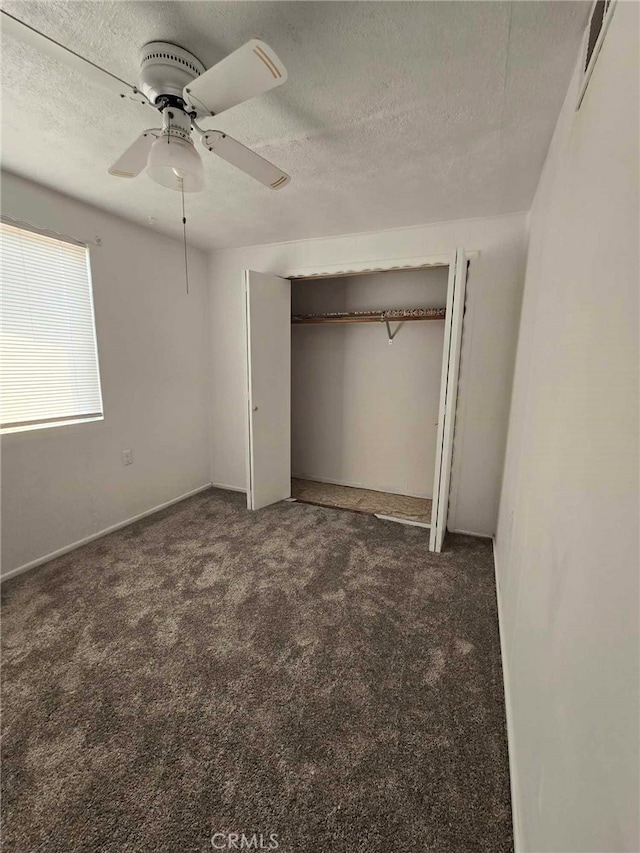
left=244, top=248, right=468, bottom=552
left=289, top=266, right=448, bottom=528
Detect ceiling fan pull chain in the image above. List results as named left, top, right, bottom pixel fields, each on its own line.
left=181, top=180, right=189, bottom=296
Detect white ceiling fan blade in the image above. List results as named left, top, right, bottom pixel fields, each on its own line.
left=202, top=131, right=290, bottom=190
left=1, top=10, right=146, bottom=102
left=184, top=39, right=287, bottom=116
left=108, top=130, right=161, bottom=178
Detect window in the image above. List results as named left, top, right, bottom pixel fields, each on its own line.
left=577, top=0, right=617, bottom=109
left=0, top=221, right=103, bottom=434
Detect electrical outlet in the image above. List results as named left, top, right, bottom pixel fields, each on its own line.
left=122, top=449, right=133, bottom=466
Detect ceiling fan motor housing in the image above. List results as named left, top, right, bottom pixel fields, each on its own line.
left=139, top=41, right=205, bottom=105
left=160, top=106, right=193, bottom=142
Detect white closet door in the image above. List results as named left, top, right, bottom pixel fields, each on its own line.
left=245, top=270, right=291, bottom=510
left=430, top=248, right=468, bottom=552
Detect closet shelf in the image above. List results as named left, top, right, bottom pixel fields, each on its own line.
left=291, top=308, right=446, bottom=325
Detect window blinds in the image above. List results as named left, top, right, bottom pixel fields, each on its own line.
left=0, top=221, right=104, bottom=433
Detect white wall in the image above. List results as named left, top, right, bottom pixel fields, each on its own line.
left=291, top=269, right=447, bottom=497
left=0, top=172, right=212, bottom=577
left=208, top=212, right=527, bottom=536
left=495, top=4, right=640, bottom=851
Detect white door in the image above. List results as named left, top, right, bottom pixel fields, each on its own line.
left=245, top=270, right=291, bottom=510
left=430, top=248, right=468, bottom=552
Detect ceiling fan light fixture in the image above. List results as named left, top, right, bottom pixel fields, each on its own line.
left=146, top=136, right=205, bottom=192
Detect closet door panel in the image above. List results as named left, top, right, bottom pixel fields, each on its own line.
left=430, top=248, right=468, bottom=552
left=245, top=270, right=291, bottom=510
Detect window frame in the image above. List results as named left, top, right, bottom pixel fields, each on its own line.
left=576, top=0, right=618, bottom=110
left=0, top=220, right=105, bottom=436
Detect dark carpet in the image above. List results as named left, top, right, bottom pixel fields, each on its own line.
left=1, top=488, right=512, bottom=852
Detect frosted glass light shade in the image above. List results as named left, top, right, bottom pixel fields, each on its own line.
left=146, top=136, right=205, bottom=193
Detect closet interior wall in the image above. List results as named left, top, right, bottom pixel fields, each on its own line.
left=291, top=267, right=447, bottom=499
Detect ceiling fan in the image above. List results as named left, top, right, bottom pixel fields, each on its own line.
left=1, top=11, right=291, bottom=194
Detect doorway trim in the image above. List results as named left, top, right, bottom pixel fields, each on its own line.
left=244, top=248, right=475, bottom=551
left=281, top=251, right=477, bottom=281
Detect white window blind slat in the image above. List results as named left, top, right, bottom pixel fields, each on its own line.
left=1, top=222, right=104, bottom=433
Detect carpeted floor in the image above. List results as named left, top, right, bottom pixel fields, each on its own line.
left=1, top=488, right=512, bottom=853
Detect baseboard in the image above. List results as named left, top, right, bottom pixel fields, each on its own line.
left=292, top=472, right=431, bottom=501
left=449, top=527, right=492, bottom=539
left=492, top=537, right=523, bottom=853
left=210, top=481, right=246, bottom=493
left=1, top=483, right=214, bottom=583
left=375, top=513, right=431, bottom=529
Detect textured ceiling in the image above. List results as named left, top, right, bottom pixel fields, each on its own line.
left=1, top=1, right=589, bottom=250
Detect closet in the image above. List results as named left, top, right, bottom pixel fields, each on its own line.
left=290, top=267, right=448, bottom=527
left=244, top=248, right=468, bottom=552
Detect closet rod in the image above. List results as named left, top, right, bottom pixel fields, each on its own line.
left=292, top=315, right=445, bottom=324
left=291, top=309, right=446, bottom=325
